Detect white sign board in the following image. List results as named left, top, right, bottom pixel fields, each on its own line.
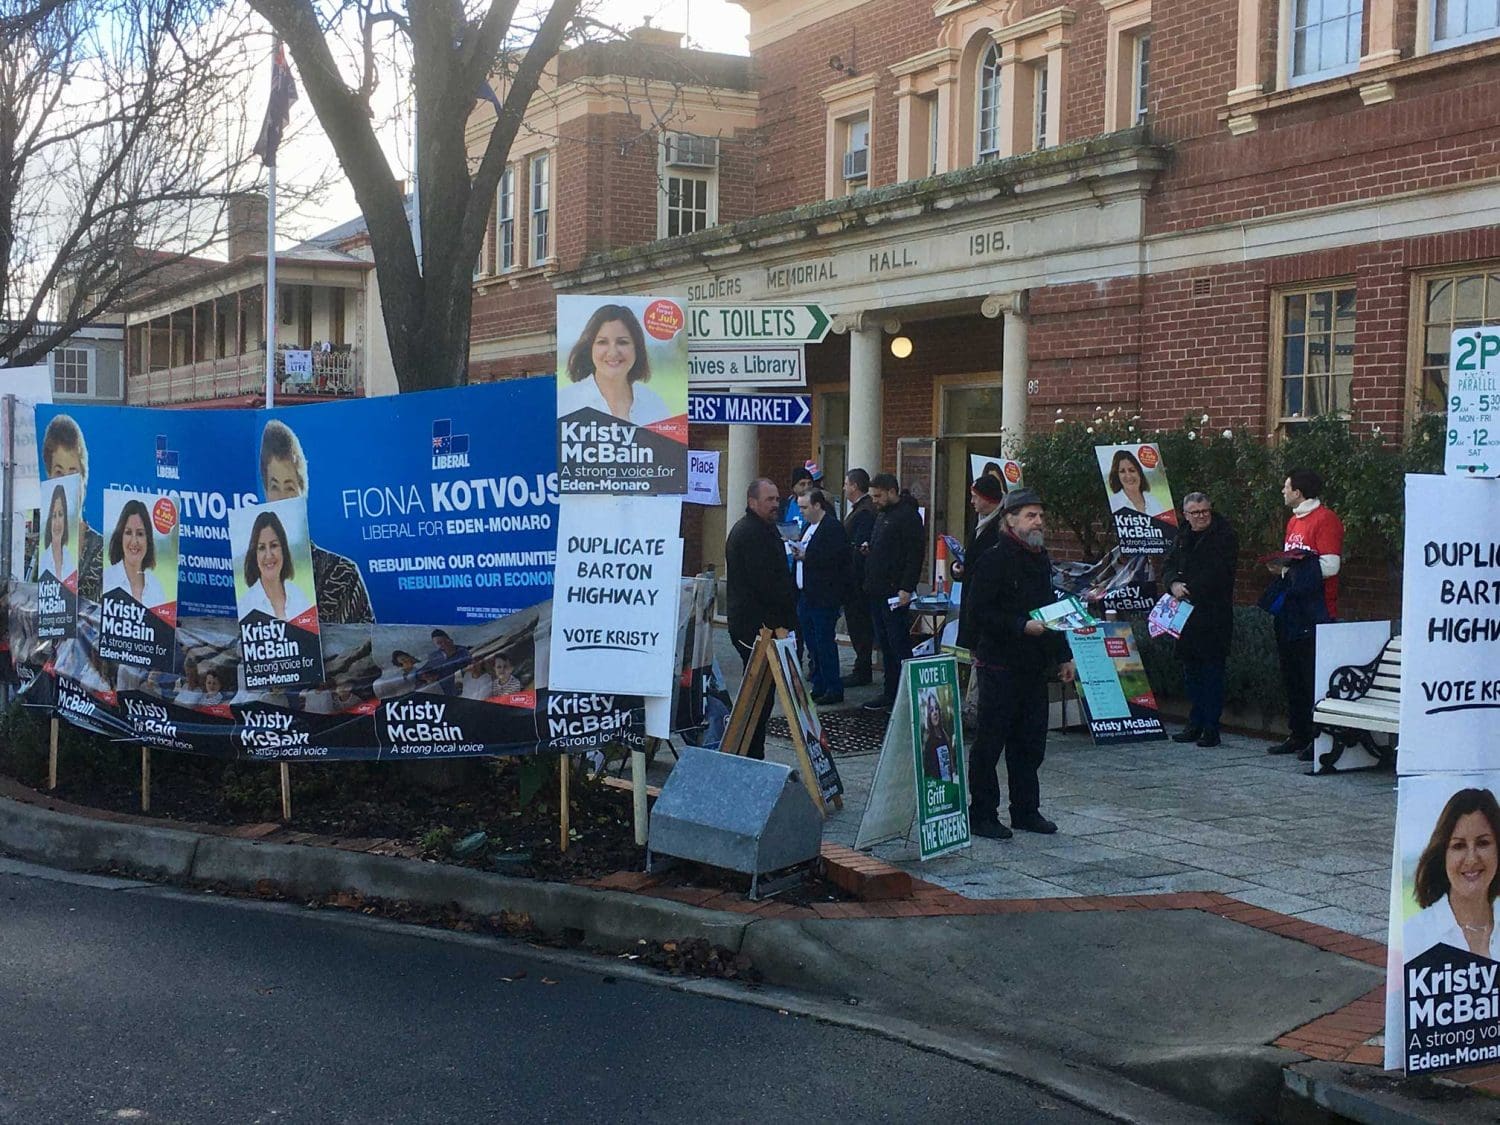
left=686, top=450, right=720, bottom=506
left=1398, top=473, right=1500, bottom=772
left=687, top=345, right=805, bottom=389
left=283, top=350, right=313, bottom=382
left=687, top=304, right=831, bottom=345
left=1446, top=327, right=1500, bottom=477
left=548, top=496, right=683, bottom=696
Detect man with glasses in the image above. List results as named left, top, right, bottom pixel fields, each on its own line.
left=1162, top=492, right=1239, bottom=747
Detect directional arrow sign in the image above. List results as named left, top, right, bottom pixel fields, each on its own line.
left=688, top=305, right=832, bottom=345
left=689, top=392, right=812, bottom=426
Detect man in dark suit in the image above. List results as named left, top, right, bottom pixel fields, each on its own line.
left=860, top=472, right=925, bottom=715
left=954, top=473, right=1006, bottom=655
left=841, top=469, right=876, bottom=686
left=792, top=488, right=853, bottom=704
left=725, top=477, right=800, bottom=759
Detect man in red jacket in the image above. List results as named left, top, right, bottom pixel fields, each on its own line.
left=1268, top=468, right=1345, bottom=759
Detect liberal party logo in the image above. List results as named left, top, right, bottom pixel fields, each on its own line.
left=431, top=419, right=471, bottom=470
left=154, top=435, right=180, bottom=480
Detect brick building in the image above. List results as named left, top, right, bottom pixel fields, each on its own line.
left=467, top=5, right=1500, bottom=594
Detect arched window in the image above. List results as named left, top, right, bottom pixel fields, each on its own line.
left=976, top=42, right=1002, bottom=161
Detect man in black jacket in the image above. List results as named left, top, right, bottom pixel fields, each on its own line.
left=793, top=488, right=853, bottom=704
left=841, top=469, right=877, bottom=686
left=860, top=472, right=925, bottom=714
left=726, top=477, right=800, bottom=759
left=1162, top=492, right=1238, bottom=748
left=954, top=473, right=1007, bottom=656
left=965, top=488, right=1076, bottom=839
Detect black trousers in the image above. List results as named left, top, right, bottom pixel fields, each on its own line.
left=970, top=664, right=1049, bottom=822
left=732, top=631, right=773, bottom=760
left=1277, top=633, right=1317, bottom=745
left=868, top=597, right=913, bottom=705
left=843, top=595, right=874, bottom=674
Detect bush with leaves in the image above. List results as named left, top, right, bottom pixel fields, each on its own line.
left=1016, top=406, right=1435, bottom=572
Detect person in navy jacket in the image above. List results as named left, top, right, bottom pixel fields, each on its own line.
left=792, top=488, right=853, bottom=704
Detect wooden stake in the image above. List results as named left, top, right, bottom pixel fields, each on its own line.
left=279, top=763, right=292, bottom=823
left=47, top=717, right=59, bottom=790
left=140, top=748, right=151, bottom=813
left=559, top=753, right=571, bottom=852
left=631, top=746, right=648, bottom=846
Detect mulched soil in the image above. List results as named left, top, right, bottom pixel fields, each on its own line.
left=0, top=709, right=643, bottom=880
left=0, top=708, right=853, bottom=904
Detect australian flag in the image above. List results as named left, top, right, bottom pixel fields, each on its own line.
left=253, top=41, right=298, bottom=168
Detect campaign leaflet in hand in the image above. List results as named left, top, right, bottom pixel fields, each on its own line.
left=1147, top=593, right=1194, bottom=638
left=940, top=533, right=964, bottom=565
left=1028, top=595, right=1100, bottom=632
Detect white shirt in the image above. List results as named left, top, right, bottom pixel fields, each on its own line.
left=104, top=562, right=168, bottom=610
left=794, top=520, right=820, bottom=590
left=1404, top=896, right=1500, bottom=960
left=36, top=541, right=76, bottom=581
left=461, top=672, right=496, bottom=701
left=240, top=578, right=314, bottom=624
left=557, top=374, right=672, bottom=426
left=1109, top=489, right=1166, bottom=517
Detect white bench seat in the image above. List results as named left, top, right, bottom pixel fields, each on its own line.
left=1311, top=634, right=1401, bottom=769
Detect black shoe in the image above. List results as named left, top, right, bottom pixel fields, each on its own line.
left=812, top=693, right=844, bottom=706
left=1196, top=730, right=1221, bottom=748
left=1296, top=744, right=1315, bottom=762
left=1011, top=812, right=1058, bottom=835
left=845, top=671, right=873, bottom=687
left=971, top=817, right=1013, bottom=840
left=1266, top=738, right=1304, bottom=756
left=1172, top=726, right=1203, bottom=744
left=860, top=699, right=891, bottom=714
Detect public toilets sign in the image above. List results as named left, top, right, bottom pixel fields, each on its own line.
left=685, top=304, right=830, bottom=391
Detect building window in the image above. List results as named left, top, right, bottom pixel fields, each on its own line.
left=841, top=115, right=870, bottom=184
left=529, top=152, right=550, bottom=264
left=52, top=347, right=91, bottom=397
left=661, top=133, right=718, bottom=238
left=1133, top=33, right=1151, bottom=124
left=1288, top=0, right=1362, bottom=85
left=1033, top=64, right=1050, bottom=149
left=926, top=96, right=940, bottom=176
left=1433, top=0, right=1500, bottom=47
left=1416, top=269, right=1500, bottom=414
left=497, top=165, right=515, bottom=271
left=472, top=225, right=489, bottom=280
left=1275, top=284, right=1356, bottom=427
left=665, top=175, right=711, bottom=236
left=977, top=43, right=1002, bottom=161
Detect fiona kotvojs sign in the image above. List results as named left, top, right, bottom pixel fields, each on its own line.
left=1386, top=773, right=1500, bottom=1074
left=1398, top=474, right=1500, bottom=773
left=16, top=381, right=650, bottom=761
left=556, top=295, right=690, bottom=496
left=547, top=496, right=683, bottom=696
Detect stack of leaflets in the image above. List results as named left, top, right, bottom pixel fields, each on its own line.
left=1027, top=596, right=1100, bottom=632
left=1147, top=593, right=1194, bottom=638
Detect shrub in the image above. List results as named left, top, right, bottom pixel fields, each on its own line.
left=1134, top=607, right=1287, bottom=729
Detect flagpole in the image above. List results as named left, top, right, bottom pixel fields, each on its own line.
left=264, top=159, right=277, bottom=410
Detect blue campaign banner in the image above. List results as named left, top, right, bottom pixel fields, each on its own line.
left=34, top=380, right=559, bottom=626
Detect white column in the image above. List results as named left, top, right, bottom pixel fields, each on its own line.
left=848, top=322, right=883, bottom=476
left=726, top=423, right=758, bottom=526
left=1000, top=297, right=1029, bottom=454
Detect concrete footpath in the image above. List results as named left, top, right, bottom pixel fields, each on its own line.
left=0, top=765, right=1491, bottom=1124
